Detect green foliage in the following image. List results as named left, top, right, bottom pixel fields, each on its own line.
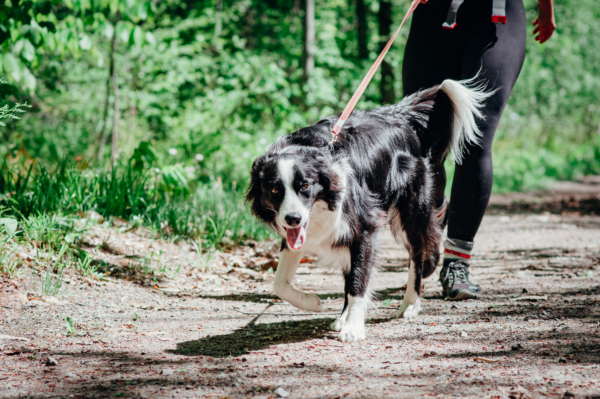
left=74, top=251, right=101, bottom=278
left=1, top=0, right=599, bottom=197
left=0, top=78, right=30, bottom=126
left=0, top=160, right=273, bottom=246
left=0, top=101, right=30, bottom=126
left=0, top=0, right=156, bottom=92
left=490, top=0, right=600, bottom=191
left=24, top=213, right=71, bottom=250
left=130, top=141, right=155, bottom=170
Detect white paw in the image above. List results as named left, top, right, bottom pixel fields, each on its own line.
left=339, top=320, right=366, bottom=342
left=306, top=293, right=324, bottom=312
left=330, top=308, right=349, bottom=331
left=395, top=298, right=421, bottom=319
left=330, top=317, right=346, bottom=331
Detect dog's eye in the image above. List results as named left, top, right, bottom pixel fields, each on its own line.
left=301, top=183, right=309, bottom=190
left=272, top=188, right=278, bottom=194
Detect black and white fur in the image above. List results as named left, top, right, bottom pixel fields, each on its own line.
left=246, top=79, right=490, bottom=342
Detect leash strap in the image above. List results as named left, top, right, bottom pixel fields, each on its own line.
left=331, top=0, right=421, bottom=136
left=443, top=0, right=507, bottom=29
left=442, top=0, right=465, bottom=29
left=491, top=0, right=507, bottom=23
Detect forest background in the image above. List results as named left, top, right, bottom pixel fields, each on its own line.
left=0, top=0, right=599, bottom=247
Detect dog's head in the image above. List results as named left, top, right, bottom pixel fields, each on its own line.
left=246, top=145, right=344, bottom=250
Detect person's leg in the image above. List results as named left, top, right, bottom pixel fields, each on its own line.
left=441, top=0, right=527, bottom=300
left=402, top=0, right=462, bottom=95
left=402, top=0, right=462, bottom=210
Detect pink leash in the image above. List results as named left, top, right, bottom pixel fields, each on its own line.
left=331, top=0, right=421, bottom=137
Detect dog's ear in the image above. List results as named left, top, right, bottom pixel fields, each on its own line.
left=316, top=155, right=348, bottom=212
left=245, top=155, right=275, bottom=223
left=327, top=156, right=351, bottom=192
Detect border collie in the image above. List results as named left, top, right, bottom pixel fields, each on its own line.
left=246, top=79, right=490, bottom=342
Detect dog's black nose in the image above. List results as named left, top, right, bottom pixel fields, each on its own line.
left=284, top=213, right=302, bottom=227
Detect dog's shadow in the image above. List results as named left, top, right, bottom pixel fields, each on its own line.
left=171, top=318, right=337, bottom=358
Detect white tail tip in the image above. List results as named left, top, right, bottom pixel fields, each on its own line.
left=440, top=77, right=494, bottom=164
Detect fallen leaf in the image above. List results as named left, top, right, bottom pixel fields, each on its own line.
left=473, top=357, right=500, bottom=363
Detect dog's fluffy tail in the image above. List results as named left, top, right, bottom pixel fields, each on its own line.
left=373, top=76, right=492, bottom=163
left=381, top=77, right=492, bottom=164
left=438, top=77, right=492, bottom=164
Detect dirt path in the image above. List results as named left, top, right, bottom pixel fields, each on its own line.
left=1, top=210, right=600, bottom=398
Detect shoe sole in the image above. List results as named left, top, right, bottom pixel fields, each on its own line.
left=446, top=290, right=479, bottom=301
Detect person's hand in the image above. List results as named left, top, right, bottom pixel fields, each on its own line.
left=533, top=0, right=556, bottom=44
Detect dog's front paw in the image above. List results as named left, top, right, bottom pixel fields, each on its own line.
left=305, top=293, right=323, bottom=313
left=339, top=320, right=366, bottom=342
left=395, top=297, right=421, bottom=320
left=330, top=316, right=346, bottom=331
left=330, top=308, right=349, bottom=331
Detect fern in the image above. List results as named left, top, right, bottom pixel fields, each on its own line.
left=0, top=78, right=30, bottom=126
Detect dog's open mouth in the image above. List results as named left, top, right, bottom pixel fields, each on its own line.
left=286, top=223, right=307, bottom=250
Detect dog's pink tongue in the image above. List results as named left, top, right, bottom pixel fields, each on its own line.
left=286, top=225, right=306, bottom=250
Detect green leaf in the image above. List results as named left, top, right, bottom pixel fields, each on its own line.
left=130, top=141, right=155, bottom=170
left=66, top=317, right=74, bottom=334
left=5, top=53, right=23, bottom=82
left=38, top=21, right=56, bottom=33
left=79, top=34, right=92, bottom=51
left=136, top=1, right=149, bottom=20
left=133, top=26, right=143, bottom=47
left=28, top=25, right=42, bottom=46
left=0, top=218, right=18, bottom=236
left=119, top=25, right=131, bottom=44
left=161, top=165, right=188, bottom=189
left=382, top=299, right=391, bottom=307
left=145, top=31, right=156, bottom=46
left=33, top=1, right=53, bottom=16
left=65, top=233, right=79, bottom=244
left=21, top=39, right=36, bottom=62
left=102, top=21, right=114, bottom=40
left=22, top=68, right=36, bottom=91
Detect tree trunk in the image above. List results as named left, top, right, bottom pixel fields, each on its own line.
left=96, top=68, right=111, bottom=163
left=213, top=0, right=223, bottom=48
left=243, top=6, right=255, bottom=50
left=302, top=0, right=315, bottom=81
left=110, top=18, right=120, bottom=164
left=378, top=0, right=394, bottom=104
left=97, top=20, right=118, bottom=164
left=356, top=0, right=368, bottom=60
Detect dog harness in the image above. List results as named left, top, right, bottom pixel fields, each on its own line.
left=442, top=0, right=506, bottom=29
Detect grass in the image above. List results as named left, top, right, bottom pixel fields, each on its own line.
left=74, top=251, right=102, bottom=279
left=0, top=159, right=273, bottom=248
left=0, top=159, right=274, bottom=295
left=0, top=247, right=21, bottom=278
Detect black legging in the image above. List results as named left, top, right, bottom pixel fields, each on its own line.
left=403, top=0, right=526, bottom=242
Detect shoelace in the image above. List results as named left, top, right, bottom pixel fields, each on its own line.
left=440, top=261, right=470, bottom=286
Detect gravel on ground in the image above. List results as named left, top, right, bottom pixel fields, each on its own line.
left=1, top=205, right=599, bottom=398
